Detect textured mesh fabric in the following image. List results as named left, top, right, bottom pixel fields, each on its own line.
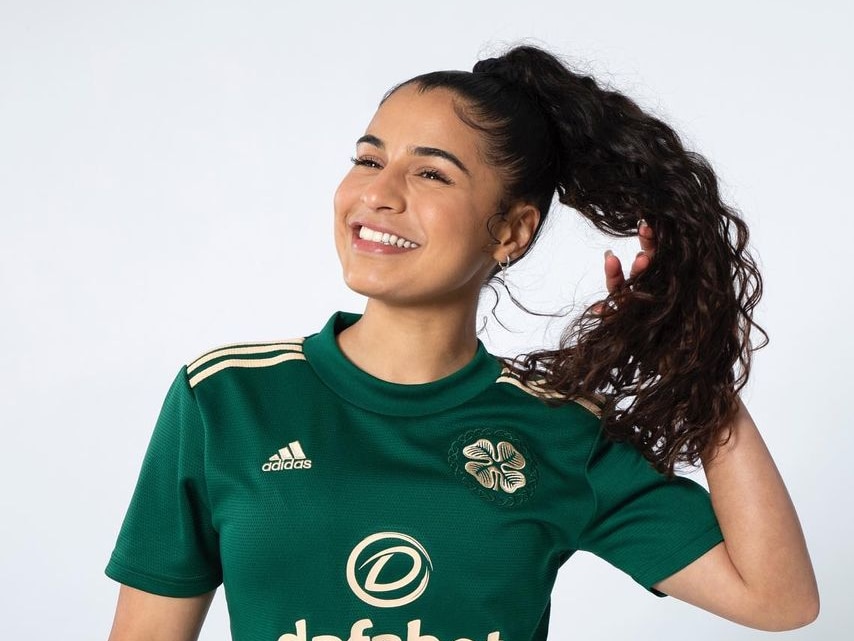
left=106, top=311, right=722, bottom=641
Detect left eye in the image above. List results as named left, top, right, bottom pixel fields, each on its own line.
left=419, top=169, right=452, bottom=184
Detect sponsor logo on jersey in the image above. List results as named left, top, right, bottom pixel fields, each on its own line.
left=262, top=441, right=312, bottom=471
left=346, top=532, right=432, bottom=608
left=275, top=532, right=503, bottom=641
left=276, top=618, right=503, bottom=641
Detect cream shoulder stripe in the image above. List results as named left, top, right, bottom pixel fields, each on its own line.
left=495, top=373, right=603, bottom=417
left=570, top=397, right=602, bottom=418
left=187, top=340, right=304, bottom=374
left=189, top=352, right=306, bottom=388
left=495, top=375, right=565, bottom=400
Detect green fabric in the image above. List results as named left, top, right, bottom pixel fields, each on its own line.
left=107, top=311, right=723, bottom=641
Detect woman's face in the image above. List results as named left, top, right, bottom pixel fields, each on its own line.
left=334, top=84, right=507, bottom=309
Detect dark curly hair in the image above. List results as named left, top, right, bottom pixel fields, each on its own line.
left=389, top=45, right=767, bottom=476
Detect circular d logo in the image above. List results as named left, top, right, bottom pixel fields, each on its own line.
left=346, top=532, right=433, bottom=608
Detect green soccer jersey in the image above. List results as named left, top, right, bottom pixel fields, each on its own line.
left=106, top=311, right=723, bottom=641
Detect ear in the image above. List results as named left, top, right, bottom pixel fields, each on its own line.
left=490, top=202, right=541, bottom=262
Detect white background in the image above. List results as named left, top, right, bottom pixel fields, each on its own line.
left=1, top=1, right=851, bottom=639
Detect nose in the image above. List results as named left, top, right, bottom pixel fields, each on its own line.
left=359, top=165, right=406, bottom=213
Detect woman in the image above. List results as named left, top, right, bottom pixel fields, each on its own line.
left=106, top=45, right=818, bottom=640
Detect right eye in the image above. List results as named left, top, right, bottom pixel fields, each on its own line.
left=350, top=156, right=383, bottom=169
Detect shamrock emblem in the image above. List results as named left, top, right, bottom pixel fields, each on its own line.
left=462, top=439, right=527, bottom=494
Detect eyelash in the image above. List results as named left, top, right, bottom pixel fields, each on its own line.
left=350, top=156, right=381, bottom=169
left=419, top=169, right=453, bottom=185
left=350, top=156, right=454, bottom=185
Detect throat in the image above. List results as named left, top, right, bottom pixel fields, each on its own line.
left=336, top=311, right=479, bottom=384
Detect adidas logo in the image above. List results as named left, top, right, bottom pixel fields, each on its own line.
left=262, top=441, right=313, bottom=471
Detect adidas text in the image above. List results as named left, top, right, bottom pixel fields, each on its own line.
left=263, top=441, right=312, bottom=472
left=263, top=459, right=312, bottom=471
left=278, top=618, right=503, bottom=641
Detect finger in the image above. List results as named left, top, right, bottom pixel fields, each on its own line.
left=638, top=219, right=656, bottom=258
left=628, top=251, right=651, bottom=280
left=604, top=249, right=625, bottom=293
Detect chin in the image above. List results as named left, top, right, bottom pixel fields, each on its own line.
left=341, top=271, right=395, bottom=300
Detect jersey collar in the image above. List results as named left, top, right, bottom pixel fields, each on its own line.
left=302, top=311, right=502, bottom=417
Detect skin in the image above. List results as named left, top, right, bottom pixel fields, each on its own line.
left=107, top=84, right=818, bottom=639
left=607, top=252, right=819, bottom=630
left=107, top=586, right=212, bottom=641
left=333, top=86, right=539, bottom=383
left=653, top=400, right=819, bottom=630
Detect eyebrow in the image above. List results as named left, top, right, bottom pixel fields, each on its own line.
left=356, top=134, right=471, bottom=176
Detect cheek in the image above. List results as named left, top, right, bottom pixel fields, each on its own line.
left=440, top=201, right=495, bottom=251
left=334, top=167, right=369, bottom=212
left=333, top=177, right=359, bottom=235
left=332, top=181, right=353, bottom=262
left=333, top=176, right=352, bottom=219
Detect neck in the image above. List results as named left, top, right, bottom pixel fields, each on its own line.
left=336, top=299, right=480, bottom=384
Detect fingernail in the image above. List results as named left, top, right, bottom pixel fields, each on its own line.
left=637, top=250, right=646, bottom=258
left=604, top=249, right=614, bottom=259
left=637, top=218, right=648, bottom=230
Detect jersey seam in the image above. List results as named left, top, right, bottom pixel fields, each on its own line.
left=304, top=363, right=501, bottom=418
left=180, top=367, right=217, bottom=522
left=493, top=381, right=603, bottom=552
left=575, top=423, right=608, bottom=552
left=106, top=556, right=221, bottom=587
left=630, top=520, right=724, bottom=589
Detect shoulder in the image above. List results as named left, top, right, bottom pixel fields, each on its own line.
left=185, top=337, right=308, bottom=389
left=492, top=363, right=605, bottom=419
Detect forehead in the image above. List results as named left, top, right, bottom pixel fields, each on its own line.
left=366, top=85, right=484, bottom=159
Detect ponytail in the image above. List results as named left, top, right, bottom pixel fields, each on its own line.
left=394, top=45, right=766, bottom=475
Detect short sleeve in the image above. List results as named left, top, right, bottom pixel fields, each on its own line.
left=576, top=428, right=723, bottom=593
left=105, top=367, right=222, bottom=596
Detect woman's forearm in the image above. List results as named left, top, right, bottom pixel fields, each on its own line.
left=701, top=399, right=819, bottom=626
left=654, top=399, right=819, bottom=630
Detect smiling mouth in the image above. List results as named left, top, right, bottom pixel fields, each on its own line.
left=358, top=225, right=420, bottom=249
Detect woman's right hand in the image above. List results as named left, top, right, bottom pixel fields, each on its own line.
left=603, top=219, right=656, bottom=294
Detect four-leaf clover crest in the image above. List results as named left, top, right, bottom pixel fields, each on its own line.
left=462, top=439, right=527, bottom=494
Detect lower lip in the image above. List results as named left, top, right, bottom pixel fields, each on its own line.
left=351, top=229, right=417, bottom=254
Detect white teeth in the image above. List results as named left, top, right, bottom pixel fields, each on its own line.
left=358, top=225, right=419, bottom=248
